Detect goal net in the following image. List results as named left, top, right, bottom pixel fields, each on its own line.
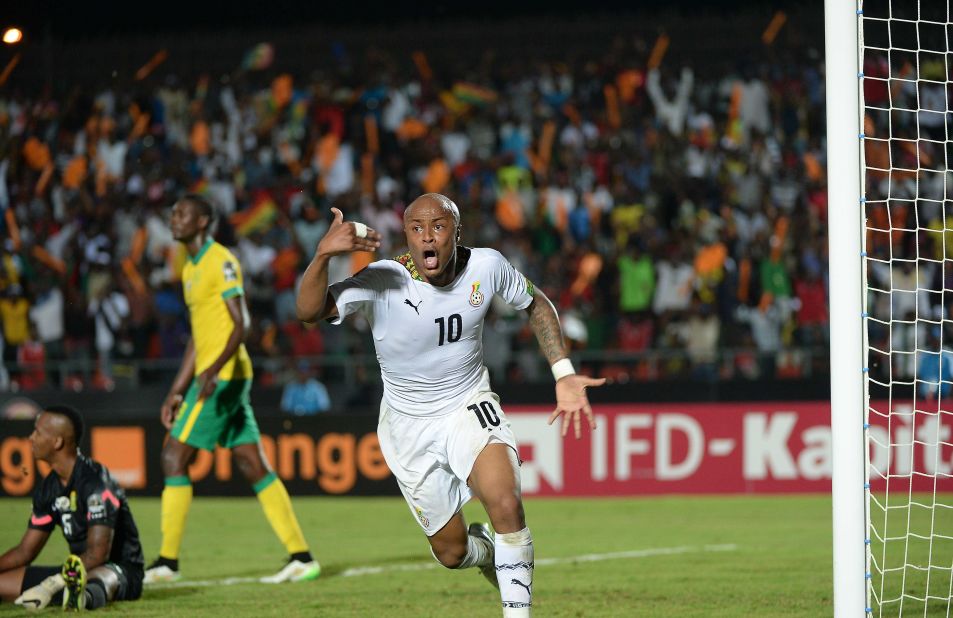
left=856, top=0, right=953, bottom=614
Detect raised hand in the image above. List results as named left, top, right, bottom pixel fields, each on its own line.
left=547, top=374, right=607, bottom=438
left=315, top=207, right=382, bottom=258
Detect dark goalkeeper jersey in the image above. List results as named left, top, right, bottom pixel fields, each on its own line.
left=28, top=454, right=144, bottom=570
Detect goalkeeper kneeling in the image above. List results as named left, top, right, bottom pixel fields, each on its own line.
left=0, top=406, right=144, bottom=610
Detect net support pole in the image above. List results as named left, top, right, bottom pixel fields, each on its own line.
left=825, top=1, right=867, bottom=616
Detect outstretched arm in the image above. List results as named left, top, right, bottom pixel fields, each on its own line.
left=296, top=207, right=381, bottom=324
left=524, top=291, right=606, bottom=438
left=0, top=528, right=50, bottom=572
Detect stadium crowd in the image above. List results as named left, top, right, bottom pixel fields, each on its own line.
left=0, top=37, right=832, bottom=392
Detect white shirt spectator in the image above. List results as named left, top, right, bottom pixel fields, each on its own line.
left=770, top=176, right=801, bottom=211
left=587, top=185, right=614, bottom=217
left=740, top=78, right=771, bottom=137
left=440, top=131, right=471, bottom=167
left=685, top=145, right=713, bottom=179
left=376, top=175, right=400, bottom=204
left=382, top=88, right=412, bottom=133
left=890, top=263, right=921, bottom=320
left=919, top=83, right=946, bottom=132
left=238, top=237, right=277, bottom=278
left=646, top=67, right=694, bottom=136
left=685, top=313, right=720, bottom=364
left=89, top=291, right=129, bottom=354
left=96, top=139, right=127, bottom=178
left=737, top=303, right=782, bottom=353
left=560, top=124, right=585, bottom=153
left=206, top=180, right=237, bottom=217
left=321, top=142, right=355, bottom=198
left=735, top=170, right=763, bottom=210
left=542, top=186, right=576, bottom=227
left=145, top=212, right=175, bottom=264
left=733, top=210, right=770, bottom=248
left=30, top=287, right=64, bottom=343
left=653, top=260, right=695, bottom=313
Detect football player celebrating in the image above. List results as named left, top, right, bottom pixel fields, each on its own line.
left=296, top=193, right=604, bottom=616
left=0, top=405, right=144, bottom=610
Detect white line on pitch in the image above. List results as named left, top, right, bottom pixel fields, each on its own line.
left=149, top=544, right=738, bottom=589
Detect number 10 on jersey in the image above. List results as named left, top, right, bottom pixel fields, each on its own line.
left=468, top=401, right=501, bottom=428
left=435, top=314, right=462, bottom=345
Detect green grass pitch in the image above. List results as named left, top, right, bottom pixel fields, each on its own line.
left=2, top=493, right=945, bottom=616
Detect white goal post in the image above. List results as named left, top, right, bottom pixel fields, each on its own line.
left=826, top=1, right=868, bottom=616
left=829, top=1, right=953, bottom=616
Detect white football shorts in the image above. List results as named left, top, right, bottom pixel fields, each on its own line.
left=377, top=371, right=519, bottom=536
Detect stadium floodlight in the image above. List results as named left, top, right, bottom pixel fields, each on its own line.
left=829, top=1, right=953, bottom=616
left=2, top=28, right=22, bottom=45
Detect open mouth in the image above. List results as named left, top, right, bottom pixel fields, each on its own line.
left=423, top=249, right=439, bottom=270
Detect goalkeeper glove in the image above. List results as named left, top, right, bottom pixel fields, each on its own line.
left=13, top=573, right=65, bottom=610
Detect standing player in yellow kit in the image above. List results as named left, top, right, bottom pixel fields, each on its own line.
left=143, top=194, right=319, bottom=585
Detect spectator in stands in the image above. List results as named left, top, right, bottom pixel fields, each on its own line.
left=16, top=323, right=47, bottom=390
left=736, top=296, right=785, bottom=378
left=793, top=268, right=828, bottom=345
left=280, top=361, right=331, bottom=416
left=653, top=245, right=695, bottom=317
left=1, top=284, right=30, bottom=386
left=29, top=277, right=65, bottom=362
left=617, top=239, right=655, bottom=315
left=685, top=301, right=720, bottom=381
left=87, top=281, right=130, bottom=389
left=292, top=199, right=329, bottom=257
left=917, top=328, right=953, bottom=400
left=0, top=23, right=839, bottom=387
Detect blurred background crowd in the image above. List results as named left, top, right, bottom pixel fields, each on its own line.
left=0, top=4, right=834, bottom=402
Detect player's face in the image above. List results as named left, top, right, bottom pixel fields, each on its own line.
left=404, top=200, right=459, bottom=286
left=170, top=200, right=203, bottom=242
left=29, top=413, right=57, bottom=462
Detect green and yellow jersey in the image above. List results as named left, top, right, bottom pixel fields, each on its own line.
left=181, top=238, right=253, bottom=381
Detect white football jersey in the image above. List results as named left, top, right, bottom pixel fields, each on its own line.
left=328, top=247, right=535, bottom=417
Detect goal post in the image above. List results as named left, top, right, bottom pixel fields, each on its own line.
left=825, top=1, right=869, bottom=617
left=830, top=0, right=953, bottom=614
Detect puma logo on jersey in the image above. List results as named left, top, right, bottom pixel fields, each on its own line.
left=510, top=578, right=532, bottom=596
left=404, top=299, right=422, bottom=314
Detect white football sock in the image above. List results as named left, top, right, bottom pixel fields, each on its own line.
left=495, top=527, right=533, bottom=617
left=431, top=532, right=493, bottom=569
left=457, top=531, right=493, bottom=569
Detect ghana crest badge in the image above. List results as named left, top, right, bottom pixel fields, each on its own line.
left=469, top=281, right=484, bottom=307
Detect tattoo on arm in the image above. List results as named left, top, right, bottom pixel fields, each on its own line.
left=526, top=293, right=568, bottom=365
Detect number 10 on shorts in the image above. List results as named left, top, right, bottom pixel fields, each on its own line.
left=468, top=401, right=501, bottom=429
